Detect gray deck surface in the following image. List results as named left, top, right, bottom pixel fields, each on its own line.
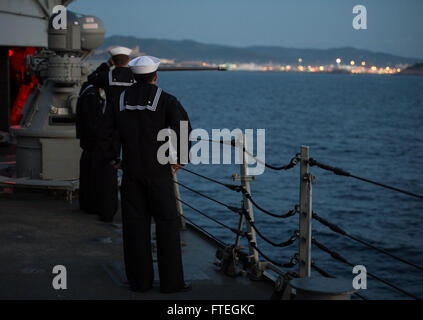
left=0, top=189, right=273, bottom=300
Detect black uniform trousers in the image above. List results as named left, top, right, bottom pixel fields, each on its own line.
left=79, top=150, right=96, bottom=214
left=120, top=175, right=184, bottom=292
left=79, top=148, right=118, bottom=222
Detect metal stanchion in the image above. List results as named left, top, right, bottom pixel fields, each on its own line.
left=298, top=145, right=312, bottom=278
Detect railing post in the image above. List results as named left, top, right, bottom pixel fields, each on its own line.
left=234, top=206, right=244, bottom=249
left=236, top=134, right=259, bottom=265
left=173, top=173, right=186, bottom=230
left=299, top=145, right=312, bottom=278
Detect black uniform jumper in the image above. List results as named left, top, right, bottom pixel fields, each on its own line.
left=86, top=62, right=135, bottom=222
left=99, top=82, right=192, bottom=293
left=76, top=82, right=117, bottom=219
left=87, top=62, right=135, bottom=103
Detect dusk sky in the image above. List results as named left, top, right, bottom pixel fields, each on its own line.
left=69, top=0, right=423, bottom=59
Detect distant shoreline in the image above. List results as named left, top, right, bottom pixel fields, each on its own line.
left=88, top=59, right=421, bottom=76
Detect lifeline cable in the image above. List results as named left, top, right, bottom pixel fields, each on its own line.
left=181, top=212, right=228, bottom=246
left=311, top=262, right=334, bottom=278
left=180, top=167, right=242, bottom=192
left=243, top=191, right=299, bottom=219
left=177, top=194, right=296, bottom=269
left=177, top=179, right=297, bottom=246
left=176, top=197, right=246, bottom=237
left=176, top=178, right=299, bottom=247
left=251, top=223, right=298, bottom=248
left=312, top=238, right=421, bottom=300
left=180, top=167, right=299, bottom=219
left=174, top=180, right=243, bottom=215
left=249, top=241, right=297, bottom=269
left=195, top=138, right=300, bottom=171
left=309, top=158, right=423, bottom=200
left=176, top=182, right=298, bottom=266
left=239, top=208, right=299, bottom=248
left=313, top=211, right=423, bottom=272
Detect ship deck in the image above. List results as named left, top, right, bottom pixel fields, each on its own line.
left=0, top=188, right=274, bottom=300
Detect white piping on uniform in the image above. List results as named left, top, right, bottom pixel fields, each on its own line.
left=79, top=84, right=94, bottom=97
left=108, top=70, right=135, bottom=86
left=119, top=88, right=162, bottom=112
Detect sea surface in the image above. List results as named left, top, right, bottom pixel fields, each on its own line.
left=157, top=71, right=423, bottom=299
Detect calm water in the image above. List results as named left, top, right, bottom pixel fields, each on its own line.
left=158, top=71, right=423, bottom=299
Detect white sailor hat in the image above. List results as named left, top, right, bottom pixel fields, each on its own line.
left=129, top=56, right=161, bottom=74
left=108, top=46, right=132, bottom=56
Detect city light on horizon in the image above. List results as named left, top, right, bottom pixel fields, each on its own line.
left=216, top=57, right=405, bottom=74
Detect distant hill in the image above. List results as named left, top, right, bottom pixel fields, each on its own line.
left=93, top=35, right=420, bottom=66
left=401, top=62, right=423, bottom=75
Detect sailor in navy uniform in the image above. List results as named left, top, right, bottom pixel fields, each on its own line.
left=98, top=56, right=192, bottom=293
left=84, top=46, right=134, bottom=222
left=87, top=46, right=135, bottom=101
left=76, top=82, right=118, bottom=222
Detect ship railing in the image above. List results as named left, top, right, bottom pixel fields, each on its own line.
left=172, top=139, right=423, bottom=300
left=303, top=152, right=423, bottom=300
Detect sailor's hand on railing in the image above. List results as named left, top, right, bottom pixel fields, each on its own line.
left=172, top=164, right=184, bottom=174
left=109, top=158, right=121, bottom=169
left=113, top=160, right=122, bottom=170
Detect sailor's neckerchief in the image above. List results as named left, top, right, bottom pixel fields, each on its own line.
left=119, top=86, right=162, bottom=112
left=108, top=69, right=135, bottom=87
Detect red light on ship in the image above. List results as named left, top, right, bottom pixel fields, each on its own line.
left=9, top=49, right=13, bottom=57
